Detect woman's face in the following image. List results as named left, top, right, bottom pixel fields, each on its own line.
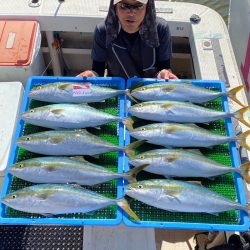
left=115, top=0, right=147, bottom=33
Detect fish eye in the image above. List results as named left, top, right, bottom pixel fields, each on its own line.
left=138, top=185, right=143, bottom=189
left=30, top=110, right=34, bottom=113
left=141, top=128, right=146, bottom=131
left=25, top=137, right=31, bottom=141
left=12, top=195, right=16, bottom=199
left=18, top=164, right=23, bottom=168
left=140, top=156, right=144, bottom=160
left=141, top=88, right=146, bottom=91
left=139, top=104, right=143, bottom=107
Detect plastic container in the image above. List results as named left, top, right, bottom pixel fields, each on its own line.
left=123, top=78, right=249, bottom=231
left=0, top=76, right=125, bottom=226
left=0, top=21, right=45, bottom=87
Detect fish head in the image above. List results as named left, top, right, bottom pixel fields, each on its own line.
left=17, top=132, right=50, bottom=149
left=125, top=179, right=181, bottom=200
left=1, top=185, right=56, bottom=213
left=129, top=124, right=155, bottom=141
left=21, top=106, right=51, bottom=122
left=29, top=84, right=55, bottom=99
left=128, top=102, right=152, bottom=116
left=9, top=159, right=42, bottom=178
left=1, top=187, right=39, bottom=211
left=131, top=85, right=153, bottom=99
left=125, top=180, right=161, bottom=196
left=128, top=152, right=152, bottom=167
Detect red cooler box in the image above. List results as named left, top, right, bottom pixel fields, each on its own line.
left=0, top=20, right=45, bottom=86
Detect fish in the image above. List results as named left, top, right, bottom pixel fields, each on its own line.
left=128, top=148, right=250, bottom=182
left=125, top=179, right=249, bottom=214
left=1, top=184, right=139, bottom=220
left=128, top=101, right=250, bottom=128
left=9, top=156, right=147, bottom=185
left=21, top=103, right=130, bottom=129
left=130, top=81, right=245, bottom=107
left=17, top=129, right=143, bottom=156
left=29, top=82, right=128, bottom=103
left=128, top=123, right=250, bottom=150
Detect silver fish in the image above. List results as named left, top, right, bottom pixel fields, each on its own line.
left=21, top=104, right=124, bottom=129
left=125, top=179, right=249, bottom=214
left=128, top=123, right=250, bottom=150
left=9, top=156, right=146, bottom=185
left=29, top=82, right=127, bottom=103
left=2, top=184, right=139, bottom=220
left=131, top=82, right=244, bottom=106
left=17, top=130, right=142, bottom=156
left=128, top=101, right=250, bottom=127
left=128, top=148, right=250, bottom=181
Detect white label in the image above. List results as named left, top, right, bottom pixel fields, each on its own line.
left=6, top=32, right=16, bottom=49
left=73, top=83, right=92, bottom=96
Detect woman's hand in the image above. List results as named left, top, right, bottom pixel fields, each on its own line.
left=76, top=70, right=98, bottom=77
left=157, top=69, right=178, bottom=80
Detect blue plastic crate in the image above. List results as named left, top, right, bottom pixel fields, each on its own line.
left=0, top=76, right=126, bottom=226
left=123, top=78, right=249, bottom=231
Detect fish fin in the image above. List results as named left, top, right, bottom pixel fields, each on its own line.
left=117, top=198, right=140, bottom=222
left=125, top=140, right=146, bottom=158
left=125, top=89, right=140, bottom=103
left=124, top=164, right=149, bottom=183
left=187, top=181, right=203, bottom=186
left=92, top=126, right=102, bottom=130
left=234, top=107, right=250, bottom=128
left=69, top=156, right=88, bottom=162
left=228, top=86, right=246, bottom=107
left=41, top=214, right=55, bottom=218
left=85, top=211, right=96, bottom=216
left=37, top=193, right=50, bottom=200
left=58, top=83, right=71, bottom=91
left=163, top=175, right=171, bottom=178
left=92, top=154, right=100, bottom=159
left=161, top=85, right=176, bottom=93
left=163, top=191, right=180, bottom=200
left=74, top=129, right=87, bottom=133
left=131, top=81, right=145, bottom=90
left=78, top=103, right=89, bottom=106
left=185, top=123, right=201, bottom=129
left=160, top=103, right=174, bottom=110
left=48, top=137, right=65, bottom=144
left=123, top=117, right=135, bottom=131
left=237, top=130, right=250, bottom=151
left=71, top=183, right=83, bottom=188
left=50, top=108, right=65, bottom=116
left=44, top=166, right=57, bottom=172
left=186, top=149, right=203, bottom=155
left=240, top=162, right=250, bottom=183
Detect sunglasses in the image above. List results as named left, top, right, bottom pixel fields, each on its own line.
left=118, top=2, right=145, bottom=11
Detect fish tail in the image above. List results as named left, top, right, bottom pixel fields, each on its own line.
left=116, top=198, right=140, bottom=221
left=246, top=203, right=250, bottom=216
left=228, top=86, right=246, bottom=107
left=237, top=130, right=250, bottom=151
left=125, top=89, right=139, bottom=103
left=123, top=164, right=149, bottom=183
left=122, top=117, right=134, bottom=131
left=234, top=107, right=250, bottom=128
left=125, top=140, right=146, bottom=158
left=239, top=162, right=250, bottom=183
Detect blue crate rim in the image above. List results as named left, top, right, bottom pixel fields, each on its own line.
left=123, top=78, right=248, bottom=231
left=0, top=76, right=126, bottom=226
